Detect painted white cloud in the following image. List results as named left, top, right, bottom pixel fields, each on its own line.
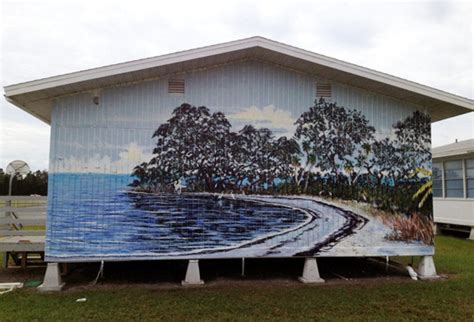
left=228, top=105, right=296, bottom=137
left=52, top=143, right=152, bottom=174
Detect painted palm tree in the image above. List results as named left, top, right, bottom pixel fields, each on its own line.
left=412, top=168, right=432, bottom=208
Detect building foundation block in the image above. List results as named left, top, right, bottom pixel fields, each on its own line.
left=182, top=260, right=204, bottom=286
left=38, top=263, right=65, bottom=292
left=299, top=258, right=325, bottom=283
left=417, top=256, right=439, bottom=280
left=469, top=227, right=474, bottom=241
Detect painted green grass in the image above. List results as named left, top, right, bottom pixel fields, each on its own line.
left=0, top=236, right=473, bottom=321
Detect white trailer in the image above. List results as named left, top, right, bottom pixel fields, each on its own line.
left=432, top=139, right=474, bottom=239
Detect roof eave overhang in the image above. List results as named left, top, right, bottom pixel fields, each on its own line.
left=433, top=151, right=474, bottom=159
left=4, top=37, right=474, bottom=125
left=4, top=96, right=50, bottom=124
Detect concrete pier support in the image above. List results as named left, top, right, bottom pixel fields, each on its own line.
left=299, top=258, right=325, bottom=283
left=182, top=260, right=204, bottom=286
left=469, top=227, right=474, bottom=241
left=38, top=263, right=64, bottom=292
left=417, top=256, right=439, bottom=280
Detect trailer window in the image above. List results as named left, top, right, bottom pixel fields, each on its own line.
left=444, top=160, right=464, bottom=198
left=432, top=162, right=443, bottom=197
left=466, top=159, right=474, bottom=198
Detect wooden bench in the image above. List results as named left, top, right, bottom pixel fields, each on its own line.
left=0, top=196, right=47, bottom=268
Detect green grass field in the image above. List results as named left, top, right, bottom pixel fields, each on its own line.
left=0, top=236, right=473, bottom=321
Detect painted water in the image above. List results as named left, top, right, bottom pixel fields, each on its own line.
left=46, top=174, right=310, bottom=260
left=46, top=174, right=434, bottom=261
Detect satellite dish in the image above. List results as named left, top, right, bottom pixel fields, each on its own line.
left=6, top=160, right=30, bottom=177
left=6, top=160, right=30, bottom=196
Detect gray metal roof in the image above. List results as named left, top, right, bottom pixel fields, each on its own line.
left=432, top=139, right=474, bottom=159
left=4, top=36, right=474, bottom=124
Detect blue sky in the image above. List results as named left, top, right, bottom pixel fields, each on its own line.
left=1, top=0, right=472, bottom=171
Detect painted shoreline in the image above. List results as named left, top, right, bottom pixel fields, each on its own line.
left=46, top=193, right=434, bottom=262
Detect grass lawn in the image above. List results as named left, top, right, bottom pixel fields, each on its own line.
left=0, top=236, right=473, bottom=321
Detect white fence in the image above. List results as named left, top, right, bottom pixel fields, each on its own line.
left=0, top=196, right=47, bottom=267
left=0, top=196, right=47, bottom=236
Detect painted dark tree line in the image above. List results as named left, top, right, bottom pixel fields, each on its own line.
left=130, top=104, right=300, bottom=193
left=130, top=99, right=431, bottom=216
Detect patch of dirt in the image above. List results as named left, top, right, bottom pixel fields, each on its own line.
left=0, top=265, right=45, bottom=284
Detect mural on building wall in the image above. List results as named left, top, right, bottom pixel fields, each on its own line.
left=46, top=97, right=434, bottom=261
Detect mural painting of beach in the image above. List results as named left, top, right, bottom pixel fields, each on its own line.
left=46, top=97, right=434, bottom=261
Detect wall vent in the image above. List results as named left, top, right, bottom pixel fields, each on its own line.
left=316, top=82, right=332, bottom=100
left=168, top=79, right=185, bottom=94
